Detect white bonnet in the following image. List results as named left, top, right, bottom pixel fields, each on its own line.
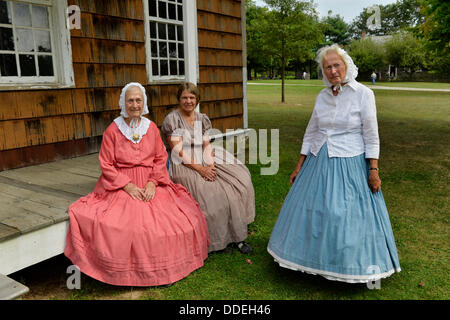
left=315, top=44, right=358, bottom=87
left=119, top=82, right=150, bottom=118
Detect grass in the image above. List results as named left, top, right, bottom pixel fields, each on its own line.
left=12, top=80, right=450, bottom=300
left=248, top=79, right=450, bottom=90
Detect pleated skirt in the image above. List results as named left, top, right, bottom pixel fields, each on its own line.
left=64, top=165, right=210, bottom=287
left=267, top=143, right=401, bottom=283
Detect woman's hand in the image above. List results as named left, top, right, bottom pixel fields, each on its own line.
left=290, top=155, right=306, bottom=185
left=368, top=170, right=381, bottom=193
left=290, top=169, right=299, bottom=185
left=199, top=165, right=217, bottom=181
left=142, top=181, right=157, bottom=201
left=123, top=183, right=144, bottom=200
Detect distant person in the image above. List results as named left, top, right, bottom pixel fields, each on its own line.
left=65, top=82, right=210, bottom=287
left=302, top=71, right=306, bottom=80
left=371, top=71, right=377, bottom=84
left=267, top=44, right=401, bottom=284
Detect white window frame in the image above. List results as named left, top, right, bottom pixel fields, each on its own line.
left=143, top=0, right=198, bottom=84
left=0, top=0, right=74, bottom=90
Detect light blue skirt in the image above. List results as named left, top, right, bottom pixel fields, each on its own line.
left=267, top=143, right=401, bottom=283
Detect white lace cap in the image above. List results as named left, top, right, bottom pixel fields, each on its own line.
left=119, top=82, right=150, bottom=118
left=315, top=44, right=358, bottom=88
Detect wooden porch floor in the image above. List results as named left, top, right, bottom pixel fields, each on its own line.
left=0, top=153, right=100, bottom=274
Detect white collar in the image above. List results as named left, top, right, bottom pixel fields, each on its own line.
left=113, top=116, right=150, bottom=144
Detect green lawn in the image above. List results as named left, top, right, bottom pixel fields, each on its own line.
left=249, top=79, right=450, bottom=90
left=15, top=81, right=450, bottom=300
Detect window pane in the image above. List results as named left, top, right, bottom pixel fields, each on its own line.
left=177, top=4, right=183, bottom=21
left=32, top=5, right=49, bottom=28
left=177, top=0, right=182, bottom=3
left=168, top=24, right=175, bottom=40
left=0, top=53, right=17, bottom=76
left=17, top=28, right=34, bottom=52
left=168, top=3, right=176, bottom=20
left=35, top=30, right=51, bottom=52
left=160, top=59, right=168, bottom=76
left=151, top=59, right=159, bottom=76
left=0, top=27, right=14, bottom=50
left=13, top=2, right=31, bottom=27
left=0, top=1, right=12, bottom=24
left=178, top=43, right=184, bottom=58
left=151, top=40, right=158, bottom=57
left=177, top=25, right=183, bottom=41
left=158, top=1, right=166, bottom=19
left=148, top=0, right=157, bottom=17
left=169, top=42, right=176, bottom=58
left=158, top=41, right=167, bottom=57
left=169, top=59, right=177, bottom=75
left=178, top=60, right=184, bottom=76
left=38, top=55, right=53, bottom=76
left=150, top=21, right=156, bottom=39
left=19, top=54, right=36, bottom=76
left=158, top=23, right=166, bottom=40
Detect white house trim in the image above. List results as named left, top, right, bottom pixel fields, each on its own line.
left=0, top=221, right=69, bottom=275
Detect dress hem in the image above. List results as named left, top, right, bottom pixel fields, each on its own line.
left=267, top=248, right=401, bottom=284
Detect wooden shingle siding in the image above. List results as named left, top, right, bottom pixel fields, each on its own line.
left=0, top=0, right=146, bottom=170
left=0, top=0, right=246, bottom=171
left=197, top=0, right=242, bottom=18
left=197, top=0, right=244, bottom=128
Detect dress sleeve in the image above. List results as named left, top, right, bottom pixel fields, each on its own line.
left=161, top=112, right=183, bottom=137
left=361, top=89, right=380, bottom=159
left=201, top=113, right=212, bottom=135
left=300, top=107, right=319, bottom=155
left=98, top=125, right=131, bottom=191
left=148, top=123, right=172, bottom=186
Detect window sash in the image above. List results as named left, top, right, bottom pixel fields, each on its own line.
left=0, top=0, right=74, bottom=88
left=144, top=0, right=198, bottom=83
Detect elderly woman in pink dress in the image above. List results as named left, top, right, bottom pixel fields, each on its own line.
left=64, top=82, right=210, bottom=287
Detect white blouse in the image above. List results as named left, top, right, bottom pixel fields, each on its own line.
left=300, top=80, right=380, bottom=159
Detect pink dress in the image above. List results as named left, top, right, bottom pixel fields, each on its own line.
left=64, top=119, right=210, bottom=286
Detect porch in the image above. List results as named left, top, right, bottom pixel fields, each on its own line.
left=0, top=153, right=100, bottom=296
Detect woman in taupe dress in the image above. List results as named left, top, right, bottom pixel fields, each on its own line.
left=161, top=82, right=255, bottom=254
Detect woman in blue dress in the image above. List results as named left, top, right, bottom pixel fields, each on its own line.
left=267, top=44, right=401, bottom=283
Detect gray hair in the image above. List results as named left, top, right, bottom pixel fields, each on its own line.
left=315, top=44, right=358, bottom=86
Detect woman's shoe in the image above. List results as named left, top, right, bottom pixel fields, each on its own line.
left=236, top=241, right=253, bottom=254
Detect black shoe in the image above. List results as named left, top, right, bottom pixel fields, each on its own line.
left=236, top=241, right=253, bottom=254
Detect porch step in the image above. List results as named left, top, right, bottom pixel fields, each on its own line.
left=0, top=274, right=29, bottom=300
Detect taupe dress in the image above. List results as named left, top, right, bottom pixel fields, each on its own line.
left=161, top=110, right=255, bottom=252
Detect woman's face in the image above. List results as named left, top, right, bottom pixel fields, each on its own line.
left=323, top=51, right=347, bottom=86
left=125, top=86, right=144, bottom=118
left=179, top=90, right=197, bottom=114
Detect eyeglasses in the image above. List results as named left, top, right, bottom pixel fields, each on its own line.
left=325, top=63, right=343, bottom=72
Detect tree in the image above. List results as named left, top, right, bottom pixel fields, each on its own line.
left=261, top=0, right=322, bottom=102
left=418, top=0, right=450, bottom=73
left=349, top=0, right=424, bottom=38
left=384, top=32, right=427, bottom=78
left=321, top=13, right=351, bottom=45
left=246, top=0, right=270, bottom=79
left=346, top=38, right=385, bottom=79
